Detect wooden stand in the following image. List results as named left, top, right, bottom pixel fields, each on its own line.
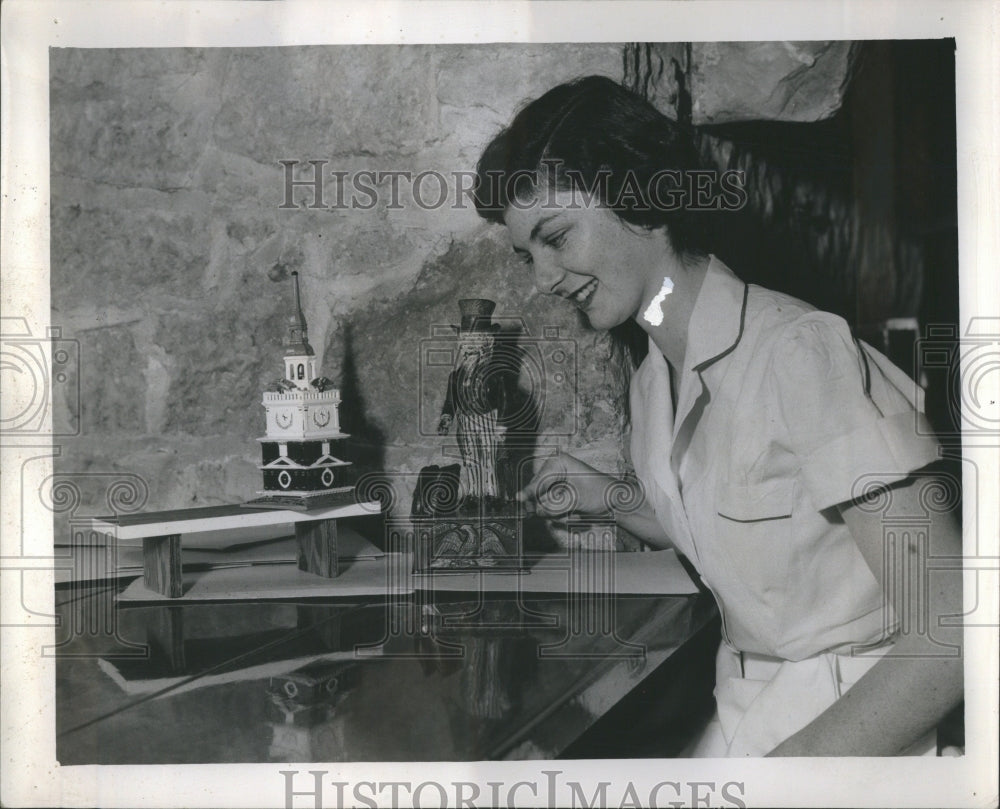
left=143, top=535, right=183, bottom=598
left=295, top=519, right=339, bottom=578
left=91, top=498, right=376, bottom=598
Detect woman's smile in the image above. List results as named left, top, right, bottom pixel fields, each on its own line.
left=569, top=278, right=598, bottom=309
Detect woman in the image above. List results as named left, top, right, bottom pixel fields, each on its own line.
left=473, top=75, right=963, bottom=757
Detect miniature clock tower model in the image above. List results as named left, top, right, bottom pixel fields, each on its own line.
left=257, top=272, right=353, bottom=498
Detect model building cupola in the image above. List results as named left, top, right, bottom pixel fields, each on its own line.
left=256, top=270, right=351, bottom=498
left=284, top=271, right=317, bottom=388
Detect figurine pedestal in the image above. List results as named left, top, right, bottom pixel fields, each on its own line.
left=91, top=497, right=377, bottom=598
left=413, top=499, right=521, bottom=571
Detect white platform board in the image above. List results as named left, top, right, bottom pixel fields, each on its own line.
left=118, top=555, right=406, bottom=601
left=117, top=550, right=697, bottom=602
left=89, top=500, right=380, bottom=541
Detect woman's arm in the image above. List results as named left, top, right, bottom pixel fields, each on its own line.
left=767, top=475, right=964, bottom=756
left=519, top=452, right=674, bottom=549
left=615, top=502, right=674, bottom=548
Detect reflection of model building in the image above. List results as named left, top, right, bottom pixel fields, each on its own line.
left=258, top=272, right=352, bottom=496
left=267, top=661, right=357, bottom=760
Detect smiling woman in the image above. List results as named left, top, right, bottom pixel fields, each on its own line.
left=502, top=188, right=676, bottom=332
left=474, top=75, right=734, bottom=366
left=472, top=75, right=964, bottom=758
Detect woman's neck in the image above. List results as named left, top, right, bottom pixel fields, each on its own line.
left=635, top=251, right=710, bottom=371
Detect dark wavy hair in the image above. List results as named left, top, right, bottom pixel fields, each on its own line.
left=474, top=74, right=713, bottom=257
left=474, top=75, right=714, bottom=368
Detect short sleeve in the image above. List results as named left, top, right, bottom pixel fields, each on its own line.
left=771, top=313, right=940, bottom=511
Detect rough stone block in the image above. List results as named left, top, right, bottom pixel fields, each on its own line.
left=50, top=48, right=225, bottom=189
left=687, top=41, right=857, bottom=124
left=50, top=185, right=213, bottom=308
left=214, top=47, right=441, bottom=165
left=77, top=326, right=146, bottom=434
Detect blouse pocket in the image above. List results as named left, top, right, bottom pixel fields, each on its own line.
left=716, top=479, right=796, bottom=522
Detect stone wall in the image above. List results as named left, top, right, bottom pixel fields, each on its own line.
left=49, top=41, right=958, bottom=526
left=50, top=45, right=625, bottom=517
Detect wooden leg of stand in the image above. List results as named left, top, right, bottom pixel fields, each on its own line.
left=296, top=519, right=339, bottom=578
left=143, top=534, right=182, bottom=598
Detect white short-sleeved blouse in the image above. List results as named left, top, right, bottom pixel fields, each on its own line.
left=629, top=256, right=941, bottom=660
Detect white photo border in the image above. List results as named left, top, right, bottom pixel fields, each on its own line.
left=1, top=1, right=997, bottom=807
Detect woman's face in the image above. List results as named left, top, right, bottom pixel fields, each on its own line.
left=503, top=185, right=669, bottom=331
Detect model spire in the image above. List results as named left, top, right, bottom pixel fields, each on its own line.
left=285, top=271, right=314, bottom=357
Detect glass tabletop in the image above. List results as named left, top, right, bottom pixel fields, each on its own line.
left=55, top=580, right=716, bottom=764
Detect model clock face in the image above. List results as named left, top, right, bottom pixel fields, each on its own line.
left=276, top=410, right=293, bottom=429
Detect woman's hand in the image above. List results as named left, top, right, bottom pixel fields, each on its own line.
left=518, top=453, right=673, bottom=549
left=517, top=452, right=615, bottom=520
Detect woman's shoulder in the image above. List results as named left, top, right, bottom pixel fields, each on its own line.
left=745, top=283, right=819, bottom=326
left=743, top=286, right=854, bottom=357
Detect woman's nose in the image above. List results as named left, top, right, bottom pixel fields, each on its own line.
left=532, top=256, right=564, bottom=296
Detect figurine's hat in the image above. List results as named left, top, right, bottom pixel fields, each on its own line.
left=455, top=298, right=500, bottom=333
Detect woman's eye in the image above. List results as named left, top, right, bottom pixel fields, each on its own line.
left=518, top=252, right=534, bottom=266
left=545, top=231, right=567, bottom=249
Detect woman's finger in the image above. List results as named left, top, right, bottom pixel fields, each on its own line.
left=544, top=519, right=572, bottom=549
left=521, top=454, right=583, bottom=516
left=533, top=468, right=583, bottom=517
